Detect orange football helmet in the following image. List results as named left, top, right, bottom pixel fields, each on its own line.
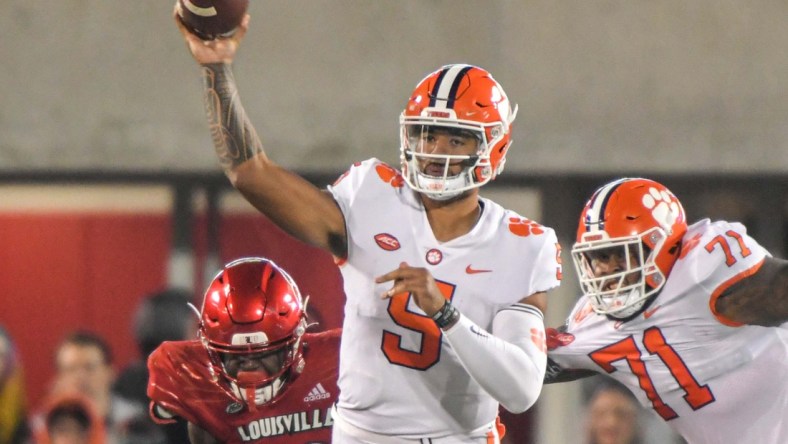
left=572, top=178, right=687, bottom=318
left=200, top=257, right=307, bottom=407
left=399, top=64, right=517, bottom=200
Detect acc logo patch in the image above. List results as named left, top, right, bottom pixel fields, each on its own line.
left=374, top=233, right=401, bottom=251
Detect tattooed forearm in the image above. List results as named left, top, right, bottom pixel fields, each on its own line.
left=717, top=258, right=788, bottom=326
left=201, top=63, right=263, bottom=171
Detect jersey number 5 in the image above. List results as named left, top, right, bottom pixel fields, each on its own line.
left=589, top=327, right=715, bottom=420
left=382, top=280, right=456, bottom=371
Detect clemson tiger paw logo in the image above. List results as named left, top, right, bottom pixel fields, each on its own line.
left=642, top=187, right=681, bottom=233
left=375, top=164, right=404, bottom=188
left=508, top=217, right=544, bottom=237
left=530, top=328, right=547, bottom=353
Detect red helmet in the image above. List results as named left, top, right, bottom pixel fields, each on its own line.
left=572, top=178, right=687, bottom=318
left=399, top=64, right=517, bottom=200
left=200, top=257, right=306, bottom=407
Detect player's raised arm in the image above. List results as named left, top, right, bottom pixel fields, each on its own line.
left=173, top=7, right=347, bottom=257
left=715, top=257, right=788, bottom=326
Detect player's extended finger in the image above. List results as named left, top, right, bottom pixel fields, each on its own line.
left=374, top=270, right=396, bottom=284
left=374, top=262, right=412, bottom=284
left=233, top=13, right=250, bottom=42
left=380, top=284, right=398, bottom=299
left=380, top=279, right=412, bottom=299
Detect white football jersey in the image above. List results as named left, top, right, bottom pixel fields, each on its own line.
left=550, top=219, right=788, bottom=444
left=328, top=159, right=561, bottom=437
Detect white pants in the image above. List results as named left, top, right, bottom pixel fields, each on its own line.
left=331, top=405, right=501, bottom=444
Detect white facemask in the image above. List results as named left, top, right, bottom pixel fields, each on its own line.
left=230, top=373, right=285, bottom=406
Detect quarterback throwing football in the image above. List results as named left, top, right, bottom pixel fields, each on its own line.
left=173, top=7, right=562, bottom=443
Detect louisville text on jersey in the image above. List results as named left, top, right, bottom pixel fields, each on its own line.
left=236, top=407, right=333, bottom=441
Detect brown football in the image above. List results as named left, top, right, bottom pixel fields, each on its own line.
left=177, top=0, right=249, bottom=40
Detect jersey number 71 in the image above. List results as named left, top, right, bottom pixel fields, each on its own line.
left=590, top=327, right=715, bottom=420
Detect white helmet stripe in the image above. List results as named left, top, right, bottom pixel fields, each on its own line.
left=584, top=178, right=628, bottom=232
left=429, top=64, right=474, bottom=109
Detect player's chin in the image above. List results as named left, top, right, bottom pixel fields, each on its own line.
left=423, top=188, right=474, bottom=204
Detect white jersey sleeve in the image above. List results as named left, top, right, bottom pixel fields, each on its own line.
left=677, top=219, right=770, bottom=325
left=328, top=159, right=381, bottom=218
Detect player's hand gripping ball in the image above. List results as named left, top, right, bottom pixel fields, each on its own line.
left=176, top=0, right=249, bottom=40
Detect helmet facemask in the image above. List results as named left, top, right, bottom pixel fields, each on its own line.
left=203, top=319, right=306, bottom=409
left=400, top=117, right=504, bottom=201
left=572, top=227, right=668, bottom=319
left=399, top=64, right=517, bottom=201
left=199, top=257, right=308, bottom=410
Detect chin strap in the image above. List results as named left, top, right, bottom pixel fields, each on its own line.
left=413, top=170, right=469, bottom=200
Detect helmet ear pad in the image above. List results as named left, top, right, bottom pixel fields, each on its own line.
left=476, top=137, right=513, bottom=182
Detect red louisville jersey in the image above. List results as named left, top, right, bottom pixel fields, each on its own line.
left=148, top=329, right=341, bottom=443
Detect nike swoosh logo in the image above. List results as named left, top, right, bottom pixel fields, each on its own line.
left=470, top=325, right=488, bottom=338
left=465, top=265, right=492, bottom=274
left=644, top=306, right=661, bottom=319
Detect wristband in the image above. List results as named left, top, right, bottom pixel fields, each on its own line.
left=432, top=300, right=460, bottom=329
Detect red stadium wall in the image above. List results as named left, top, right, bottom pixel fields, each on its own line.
left=0, top=212, right=170, bottom=408
left=202, top=213, right=346, bottom=332
left=0, top=209, right=344, bottom=411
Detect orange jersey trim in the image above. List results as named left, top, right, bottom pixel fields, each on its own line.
left=709, top=258, right=765, bottom=327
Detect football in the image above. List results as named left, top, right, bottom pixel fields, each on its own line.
left=177, top=0, right=249, bottom=40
